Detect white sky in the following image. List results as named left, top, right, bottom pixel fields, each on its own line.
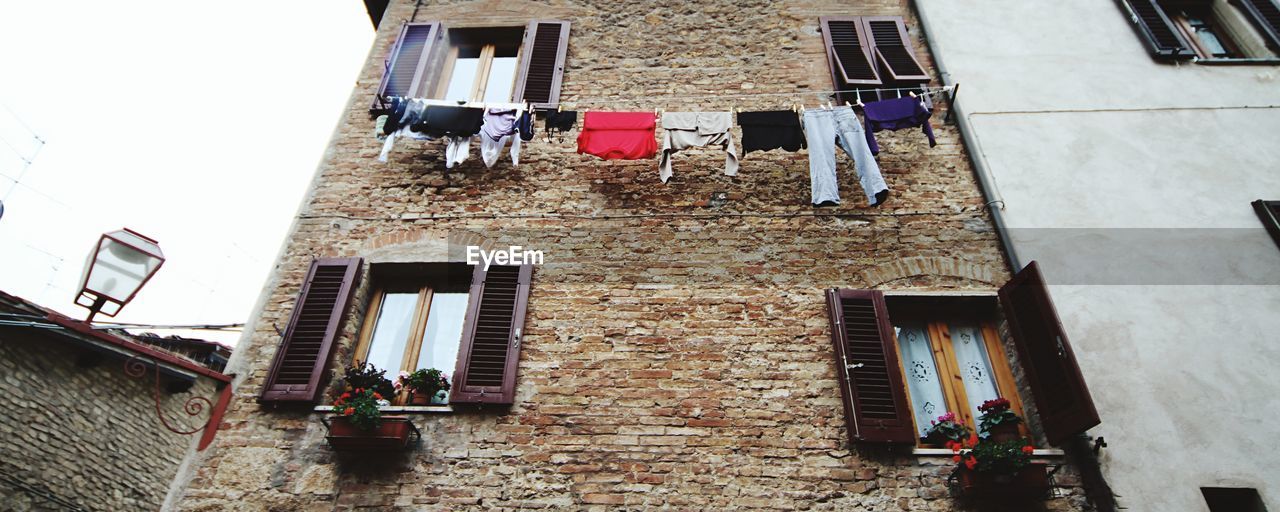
left=0, top=1, right=375, bottom=345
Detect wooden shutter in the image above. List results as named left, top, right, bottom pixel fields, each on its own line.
left=260, top=258, right=363, bottom=404
left=1252, top=200, right=1280, bottom=251
left=825, top=289, right=916, bottom=444
left=998, top=261, right=1101, bottom=446
left=861, top=17, right=930, bottom=83
left=1236, top=0, right=1280, bottom=50
left=513, top=20, right=571, bottom=109
left=450, top=264, right=532, bottom=405
left=1117, top=0, right=1195, bottom=59
left=370, top=22, right=442, bottom=111
left=820, top=17, right=882, bottom=88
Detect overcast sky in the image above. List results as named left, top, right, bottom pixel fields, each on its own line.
left=0, top=2, right=374, bottom=344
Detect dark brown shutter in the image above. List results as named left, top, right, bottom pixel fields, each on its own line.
left=260, top=258, right=363, bottom=404
left=1116, top=0, right=1195, bottom=60
left=825, top=289, right=916, bottom=444
left=513, top=20, right=571, bottom=110
left=1252, top=200, right=1280, bottom=251
left=998, top=261, right=1101, bottom=446
left=861, top=17, right=930, bottom=83
left=820, top=17, right=882, bottom=89
left=450, top=264, right=532, bottom=405
left=1236, top=0, right=1280, bottom=50
left=370, top=22, right=442, bottom=111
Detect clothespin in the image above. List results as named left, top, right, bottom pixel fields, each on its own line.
left=844, top=101, right=851, bottom=108
left=855, top=90, right=863, bottom=106
left=557, top=103, right=563, bottom=112
left=909, top=91, right=917, bottom=98
left=654, top=107, right=660, bottom=118
left=896, top=89, right=902, bottom=99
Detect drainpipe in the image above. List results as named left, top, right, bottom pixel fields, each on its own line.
left=909, top=1, right=1022, bottom=273
left=910, top=2, right=1115, bottom=510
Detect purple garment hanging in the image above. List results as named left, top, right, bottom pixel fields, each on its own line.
left=481, top=108, right=520, bottom=141
left=861, top=97, right=936, bottom=156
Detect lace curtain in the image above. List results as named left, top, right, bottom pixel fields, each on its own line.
left=895, top=323, right=947, bottom=437
left=949, top=323, right=1001, bottom=426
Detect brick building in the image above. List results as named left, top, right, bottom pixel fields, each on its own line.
left=0, top=291, right=229, bottom=511
left=166, top=1, right=1111, bottom=510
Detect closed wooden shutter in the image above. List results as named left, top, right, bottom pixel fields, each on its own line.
left=450, top=264, right=532, bottom=405
left=998, top=261, right=1101, bottom=446
left=1252, top=200, right=1280, bottom=251
left=370, top=22, right=442, bottom=111
left=820, top=17, right=882, bottom=88
left=825, top=289, right=916, bottom=444
left=513, top=20, right=571, bottom=110
left=1117, top=0, right=1195, bottom=59
left=260, top=258, right=363, bottom=404
left=1237, top=0, right=1280, bottom=50
left=861, top=17, right=930, bottom=83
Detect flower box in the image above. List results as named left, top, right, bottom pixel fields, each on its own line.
left=324, top=415, right=418, bottom=452
left=956, top=462, right=1049, bottom=500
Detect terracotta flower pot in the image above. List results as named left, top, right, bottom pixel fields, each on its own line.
left=409, top=388, right=441, bottom=405
left=986, top=422, right=1021, bottom=442
left=325, top=415, right=415, bottom=452
left=956, top=462, right=1049, bottom=500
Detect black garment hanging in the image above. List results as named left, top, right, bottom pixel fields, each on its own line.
left=544, top=110, right=578, bottom=141
left=737, top=110, right=806, bottom=154
left=413, top=106, right=485, bottom=138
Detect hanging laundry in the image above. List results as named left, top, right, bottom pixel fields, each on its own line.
left=861, top=97, right=936, bottom=156
left=480, top=108, right=523, bottom=168
left=576, top=111, right=658, bottom=160
left=545, top=110, right=577, bottom=141
left=419, top=105, right=484, bottom=139
left=378, top=99, right=433, bottom=163
left=657, top=112, right=737, bottom=183
left=801, top=106, right=889, bottom=207
left=517, top=110, right=535, bottom=142
left=737, top=110, right=806, bottom=154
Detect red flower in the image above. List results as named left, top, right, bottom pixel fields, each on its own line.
left=333, top=400, right=344, bottom=407
left=946, top=440, right=961, bottom=452
left=952, top=455, right=961, bottom=463
left=966, top=433, right=979, bottom=447
left=373, top=392, right=382, bottom=400
left=343, top=407, right=355, bottom=416
left=355, top=388, right=363, bottom=394
left=340, top=392, right=351, bottom=400
left=964, top=456, right=977, bottom=470
left=1022, top=445, right=1034, bottom=454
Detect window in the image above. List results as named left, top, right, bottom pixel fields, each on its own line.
left=260, top=259, right=534, bottom=407
left=371, top=20, right=571, bottom=112
left=825, top=262, right=1100, bottom=447
left=1119, top=0, right=1280, bottom=61
left=886, top=297, right=1027, bottom=445
left=1253, top=200, right=1280, bottom=251
left=353, top=264, right=472, bottom=404
left=820, top=16, right=930, bottom=103
left=1202, top=487, right=1268, bottom=512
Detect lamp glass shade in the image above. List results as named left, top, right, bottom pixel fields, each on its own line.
left=78, top=229, right=164, bottom=309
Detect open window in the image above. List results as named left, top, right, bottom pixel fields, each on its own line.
left=371, top=20, right=571, bottom=112
left=825, top=261, right=1101, bottom=447
left=1117, top=0, right=1280, bottom=61
left=820, top=16, right=930, bottom=103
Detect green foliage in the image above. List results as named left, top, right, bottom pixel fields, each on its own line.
left=977, top=398, right=1022, bottom=437
left=922, top=411, right=972, bottom=444
left=398, top=368, right=451, bottom=401
left=968, top=439, right=1032, bottom=475
left=341, top=362, right=396, bottom=399
left=332, top=388, right=385, bottom=431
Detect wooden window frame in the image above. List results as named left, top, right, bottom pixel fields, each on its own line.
left=1164, top=2, right=1245, bottom=58
left=891, top=318, right=1029, bottom=447
left=352, top=277, right=465, bottom=405
left=434, top=42, right=524, bottom=103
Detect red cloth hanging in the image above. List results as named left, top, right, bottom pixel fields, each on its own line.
left=576, top=112, right=658, bottom=160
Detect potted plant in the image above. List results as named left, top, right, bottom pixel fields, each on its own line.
left=921, top=411, right=972, bottom=446
left=977, top=398, right=1022, bottom=441
left=950, top=409, right=1047, bottom=500
left=396, top=368, right=451, bottom=405
left=324, top=364, right=417, bottom=451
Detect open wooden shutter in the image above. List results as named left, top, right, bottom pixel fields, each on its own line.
left=1117, top=0, right=1195, bottom=60
left=861, top=17, right=930, bottom=83
left=1252, top=200, right=1280, bottom=251
left=999, top=261, right=1101, bottom=445
left=513, top=20, right=571, bottom=110
left=1236, top=0, right=1280, bottom=50
left=370, top=22, right=442, bottom=111
left=820, top=17, right=882, bottom=88
left=260, top=258, right=363, bottom=404
left=825, top=289, right=916, bottom=444
left=450, top=264, right=532, bottom=405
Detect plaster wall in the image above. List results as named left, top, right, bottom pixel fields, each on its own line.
left=915, top=0, right=1280, bottom=510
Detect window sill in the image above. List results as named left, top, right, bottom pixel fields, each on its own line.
left=314, top=405, right=454, bottom=414
left=1194, top=58, right=1280, bottom=65
left=913, top=448, right=1064, bottom=457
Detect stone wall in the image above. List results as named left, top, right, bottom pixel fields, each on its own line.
left=0, top=332, right=218, bottom=512
left=170, top=0, right=1092, bottom=510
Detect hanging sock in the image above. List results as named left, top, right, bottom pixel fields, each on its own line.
left=657, top=111, right=738, bottom=183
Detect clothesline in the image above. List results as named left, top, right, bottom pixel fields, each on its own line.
left=562, top=84, right=956, bottom=105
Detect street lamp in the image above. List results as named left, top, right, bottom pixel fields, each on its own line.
left=76, top=228, right=165, bottom=322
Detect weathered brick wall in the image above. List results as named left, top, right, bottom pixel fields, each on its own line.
left=0, top=333, right=217, bottom=512
left=171, top=0, right=1092, bottom=510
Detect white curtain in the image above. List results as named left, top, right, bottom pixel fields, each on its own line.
left=895, top=323, right=948, bottom=437
left=949, top=323, right=1001, bottom=427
